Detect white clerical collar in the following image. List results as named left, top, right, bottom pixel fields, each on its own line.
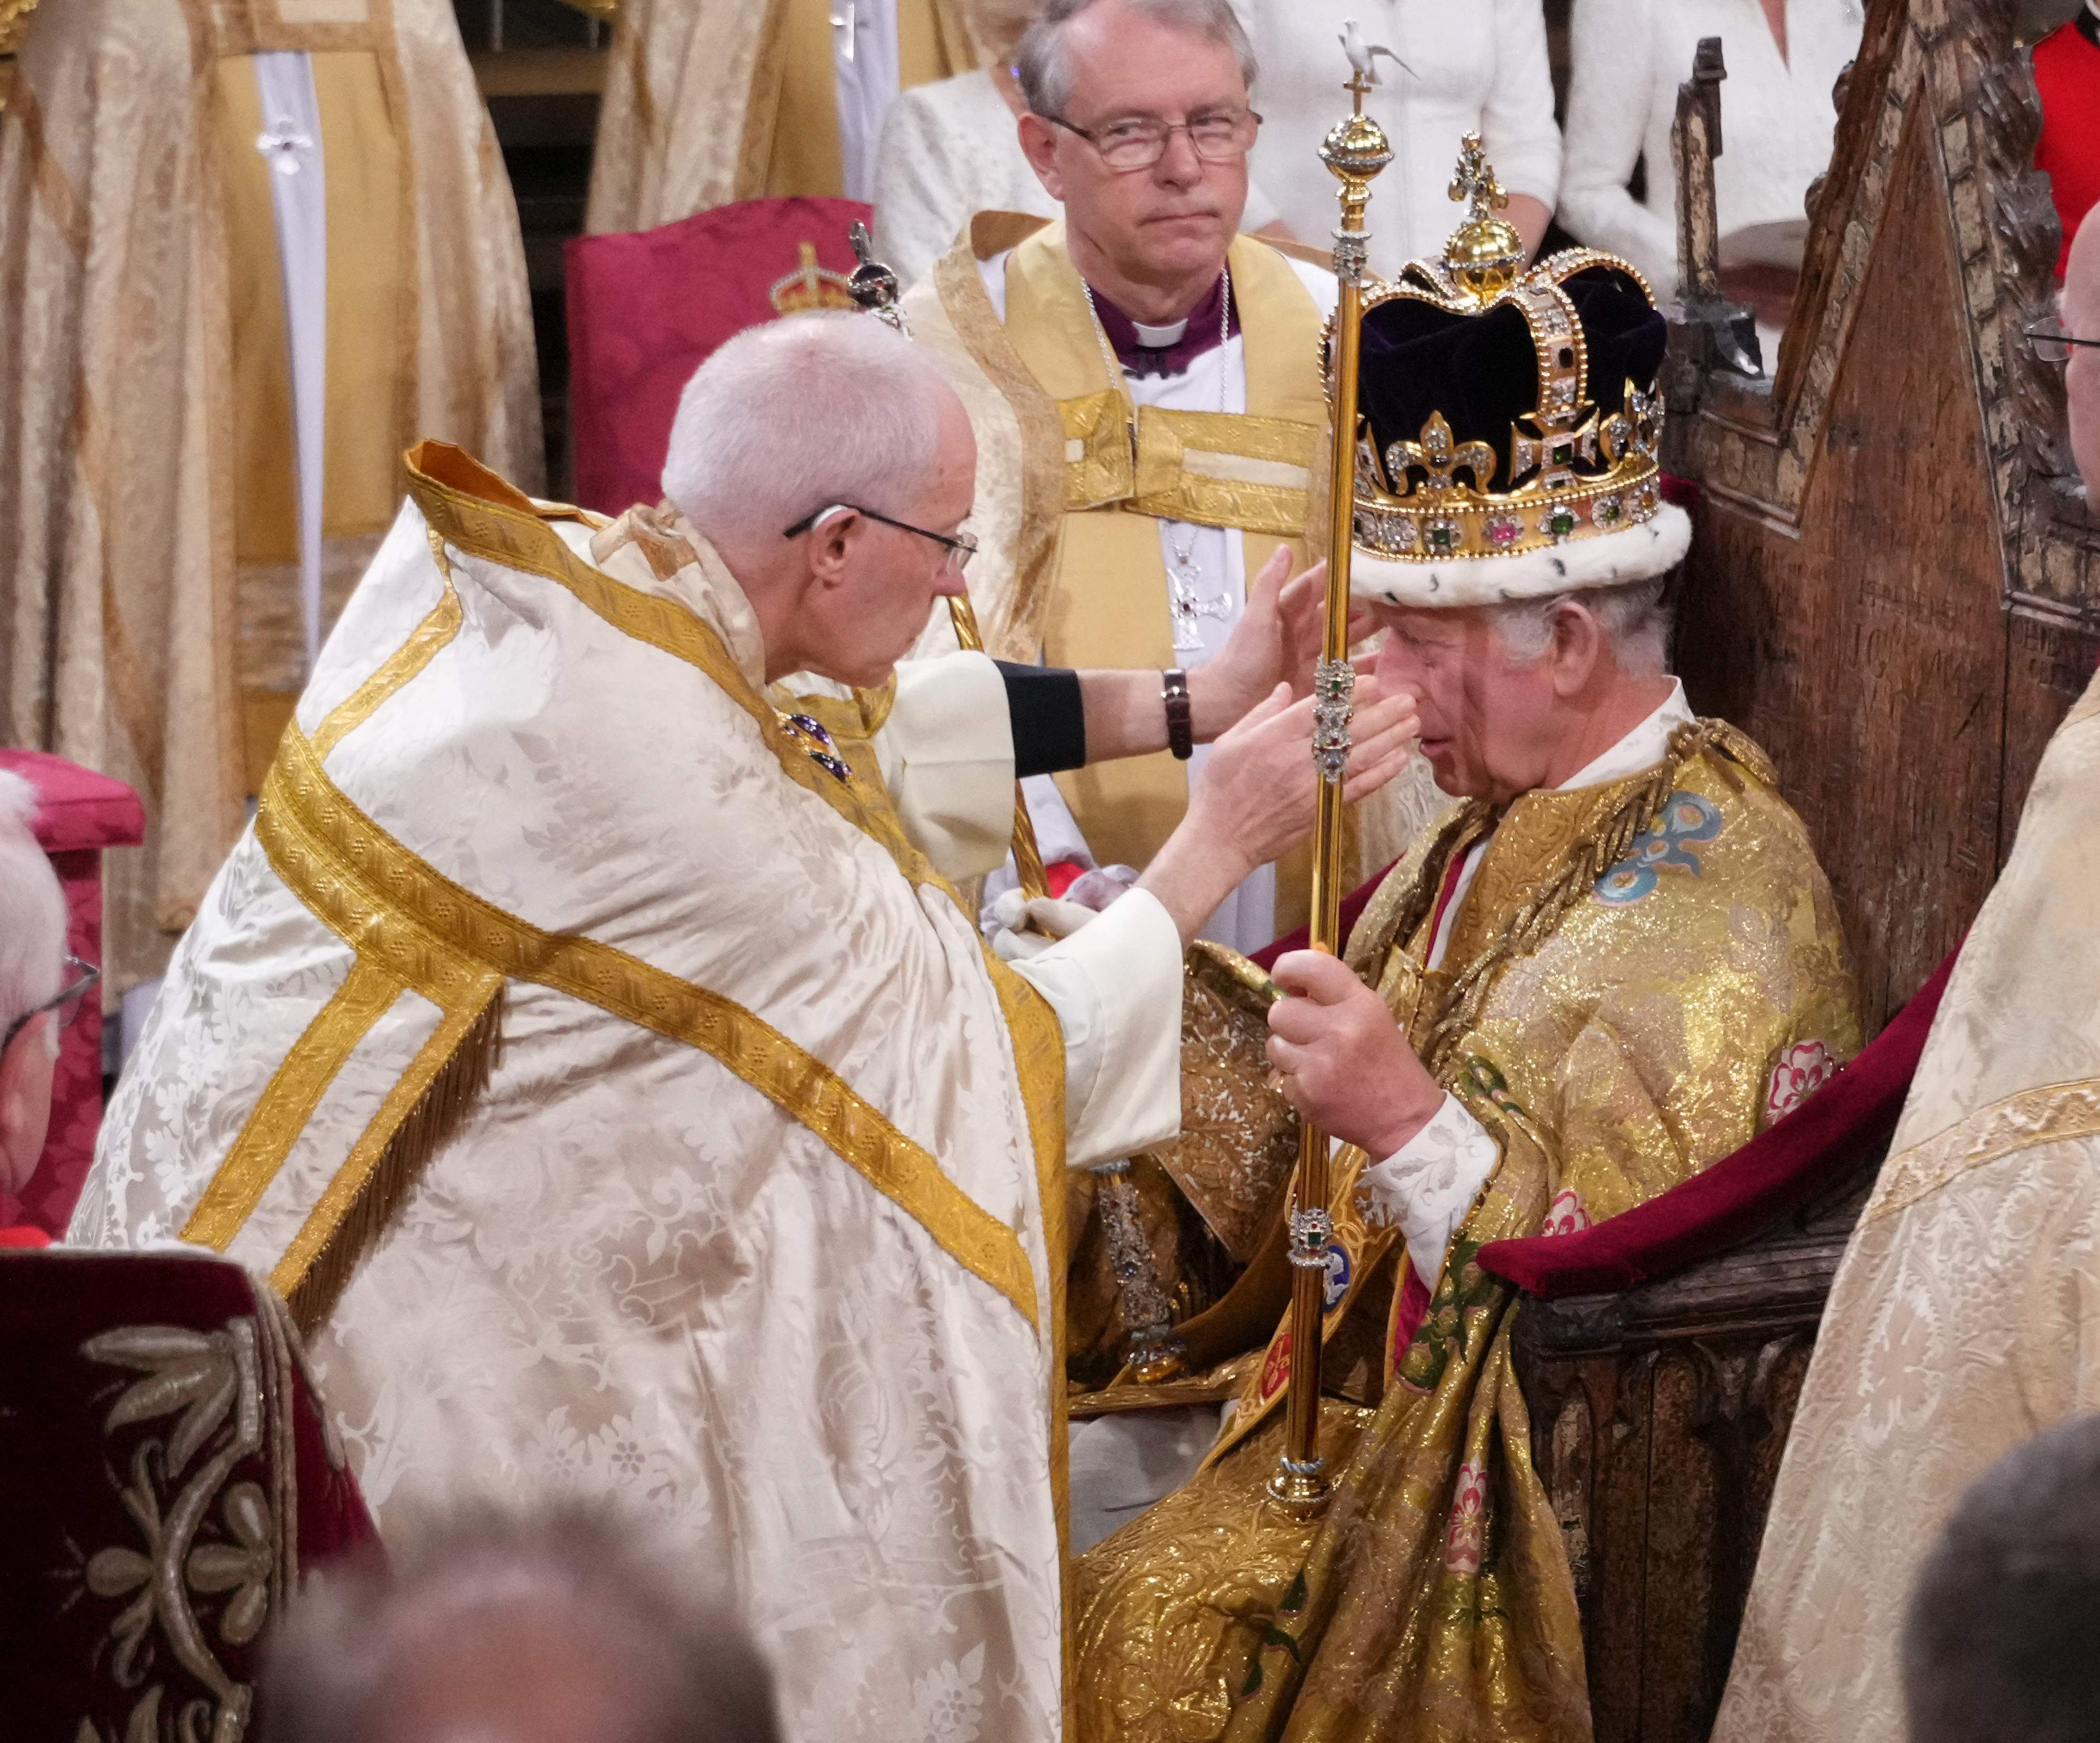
left=1555, top=678, right=1694, bottom=791
left=1133, top=317, right=1188, bottom=347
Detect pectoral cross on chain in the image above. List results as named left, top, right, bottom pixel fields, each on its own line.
left=1168, top=558, right=1231, bottom=653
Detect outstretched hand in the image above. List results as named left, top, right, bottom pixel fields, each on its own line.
left=1188, top=550, right=1377, bottom=739
left=1136, top=675, right=1420, bottom=947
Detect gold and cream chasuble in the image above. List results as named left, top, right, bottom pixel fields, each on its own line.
left=71, top=444, right=1190, bottom=1743
left=902, top=217, right=1425, bottom=947
left=1073, top=723, right=1860, bottom=1743
left=1716, top=666, right=2100, bottom=1743
left=0, top=0, right=541, bottom=992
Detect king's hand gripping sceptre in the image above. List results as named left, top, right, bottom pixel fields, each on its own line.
left=1268, top=40, right=1394, bottom=1518
left=845, top=222, right=1051, bottom=903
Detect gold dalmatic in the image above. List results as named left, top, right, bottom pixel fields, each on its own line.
left=1072, top=725, right=1861, bottom=1742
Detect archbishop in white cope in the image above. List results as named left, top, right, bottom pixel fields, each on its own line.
left=71, top=313, right=1414, bottom=1743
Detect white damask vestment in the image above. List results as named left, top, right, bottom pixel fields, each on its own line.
left=1714, top=665, right=2100, bottom=1743
left=71, top=444, right=1188, bottom=1743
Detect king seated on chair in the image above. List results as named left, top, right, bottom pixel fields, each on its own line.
left=1069, top=152, right=1862, bottom=1743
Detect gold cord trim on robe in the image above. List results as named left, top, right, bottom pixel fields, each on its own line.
left=273, top=975, right=505, bottom=1330
left=1867, top=1074, right=2100, bottom=1224
left=181, top=956, right=405, bottom=1250
left=308, top=527, right=465, bottom=760
left=252, top=721, right=1044, bottom=1332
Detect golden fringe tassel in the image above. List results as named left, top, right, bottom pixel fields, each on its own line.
left=284, top=986, right=505, bottom=1335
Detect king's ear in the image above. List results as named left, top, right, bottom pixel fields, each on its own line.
left=1548, top=599, right=1607, bottom=695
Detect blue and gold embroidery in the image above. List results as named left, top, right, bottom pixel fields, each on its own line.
left=1594, top=790, right=1722, bottom=905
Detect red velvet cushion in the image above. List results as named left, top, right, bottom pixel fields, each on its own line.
left=565, top=196, right=874, bottom=517
left=0, top=749, right=145, bottom=851
left=1477, top=943, right=1961, bottom=1298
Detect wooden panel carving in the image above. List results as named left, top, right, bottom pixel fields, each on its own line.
left=1665, top=0, right=2100, bottom=1033
left=1513, top=1156, right=1882, bottom=1743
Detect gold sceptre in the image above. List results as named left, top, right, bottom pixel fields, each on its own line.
left=846, top=222, right=1050, bottom=902
left=1267, top=46, right=1393, bottom=1519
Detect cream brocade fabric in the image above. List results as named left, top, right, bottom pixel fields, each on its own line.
left=1073, top=727, right=1861, bottom=1743
left=584, top=0, right=979, bottom=233
left=66, top=449, right=1146, bottom=1743
left=1714, top=667, right=2100, bottom=1743
left=0, top=0, right=541, bottom=990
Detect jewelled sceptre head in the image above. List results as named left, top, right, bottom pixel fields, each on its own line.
left=1267, top=35, right=1394, bottom=1520
left=839, top=220, right=1049, bottom=900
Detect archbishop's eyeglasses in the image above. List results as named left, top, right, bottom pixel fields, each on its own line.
left=2, top=955, right=100, bottom=1056
left=1045, top=107, right=1263, bottom=172
left=2025, top=314, right=2100, bottom=363
left=783, top=503, right=978, bottom=570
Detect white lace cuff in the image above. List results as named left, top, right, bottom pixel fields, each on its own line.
left=1354, top=1093, right=1501, bottom=1289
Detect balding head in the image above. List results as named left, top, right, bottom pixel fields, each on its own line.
left=259, top=1507, right=779, bottom=1743
left=2063, top=217, right=2100, bottom=494
left=659, top=313, right=977, bottom=688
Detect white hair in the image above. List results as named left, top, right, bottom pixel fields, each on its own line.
left=660, top=313, right=955, bottom=545
left=1486, top=579, right=1674, bottom=679
left=0, top=771, right=65, bottom=1059
left=1015, top=0, right=1257, bottom=117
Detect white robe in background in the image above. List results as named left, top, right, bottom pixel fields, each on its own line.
left=1713, top=664, right=2100, bottom=1743
left=70, top=456, right=1186, bottom=1743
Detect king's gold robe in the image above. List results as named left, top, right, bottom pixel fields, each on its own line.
left=1074, top=720, right=1861, bottom=1743
left=70, top=442, right=1193, bottom=1743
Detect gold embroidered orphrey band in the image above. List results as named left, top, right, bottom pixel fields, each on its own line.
left=1866, top=1074, right=2100, bottom=1224
left=182, top=451, right=1047, bottom=1337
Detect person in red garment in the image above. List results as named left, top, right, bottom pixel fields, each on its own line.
left=2035, top=1, right=2100, bottom=280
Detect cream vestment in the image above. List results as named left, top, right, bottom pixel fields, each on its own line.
left=586, top=0, right=982, bottom=233
left=0, top=0, right=542, bottom=994
left=70, top=445, right=1188, bottom=1743
left=1713, top=665, right=2100, bottom=1743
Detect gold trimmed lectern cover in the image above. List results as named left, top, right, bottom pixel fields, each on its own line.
left=70, top=445, right=1074, bottom=1743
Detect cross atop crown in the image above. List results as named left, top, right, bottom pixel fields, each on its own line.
left=1448, top=132, right=1510, bottom=223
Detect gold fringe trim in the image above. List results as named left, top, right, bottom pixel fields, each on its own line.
left=181, top=958, right=405, bottom=1251
left=276, top=976, right=505, bottom=1333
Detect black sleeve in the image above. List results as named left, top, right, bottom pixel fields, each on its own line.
left=994, top=660, right=1088, bottom=778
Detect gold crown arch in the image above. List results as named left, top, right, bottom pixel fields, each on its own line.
left=1347, top=135, right=1670, bottom=571
left=1267, top=55, right=1393, bottom=1519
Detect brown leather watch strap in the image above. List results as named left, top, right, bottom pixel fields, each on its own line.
left=1162, top=668, right=1194, bottom=761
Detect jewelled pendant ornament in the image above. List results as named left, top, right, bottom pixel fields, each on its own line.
left=778, top=712, right=853, bottom=784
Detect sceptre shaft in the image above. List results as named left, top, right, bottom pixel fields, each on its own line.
left=1268, top=51, right=1393, bottom=1518
left=845, top=223, right=1050, bottom=903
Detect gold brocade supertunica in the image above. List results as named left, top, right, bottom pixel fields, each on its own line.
left=1074, top=726, right=1861, bottom=1743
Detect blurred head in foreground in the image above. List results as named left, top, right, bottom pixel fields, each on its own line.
left=260, top=1506, right=779, bottom=1743
left=1905, top=1413, right=2100, bottom=1743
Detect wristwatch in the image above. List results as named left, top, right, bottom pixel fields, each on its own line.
left=1162, top=668, right=1194, bottom=761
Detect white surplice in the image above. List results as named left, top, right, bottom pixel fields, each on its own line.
left=70, top=476, right=1186, bottom=1743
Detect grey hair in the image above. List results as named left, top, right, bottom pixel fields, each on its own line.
left=0, top=771, right=64, bottom=1060
left=1486, top=580, right=1674, bottom=679
left=260, top=1503, right=780, bottom=1743
left=660, top=312, right=953, bottom=546
left=1015, top=0, right=1257, bottom=118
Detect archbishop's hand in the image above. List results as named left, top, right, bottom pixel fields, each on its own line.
left=1265, top=950, right=1444, bottom=1158
left=1136, top=678, right=1418, bottom=947
left=1188, top=552, right=1378, bottom=737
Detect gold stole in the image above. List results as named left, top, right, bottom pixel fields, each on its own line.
left=997, top=224, right=1327, bottom=926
